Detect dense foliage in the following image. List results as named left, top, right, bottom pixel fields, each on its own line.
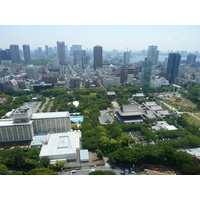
left=89, top=170, right=116, bottom=175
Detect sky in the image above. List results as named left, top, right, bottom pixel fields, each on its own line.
left=0, top=25, right=200, bottom=52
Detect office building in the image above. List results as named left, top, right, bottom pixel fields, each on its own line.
left=73, top=50, right=86, bottom=68
left=70, top=45, right=82, bottom=54
left=45, top=45, right=49, bottom=56
left=0, top=50, right=10, bottom=61
left=69, top=77, right=81, bottom=89
left=186, top=54, right=197, bottom=64
left=124, top=51, right=131, bottom=65
left=31, top=112, right=71, bottom=134
left=93, top=45, right=103, bottom=69
left=25, top=65, right=38, bottom=80
left=57, top=41, right=66, bottom=65
left=141, top=57, right=152, bottom=88
left=147, top=45, right=159, bottom=65
left=10, top=45, right=21, bottom=63
left=23, top=45, right=32, bottom=64
left=166, top=53, right=181, bottom=84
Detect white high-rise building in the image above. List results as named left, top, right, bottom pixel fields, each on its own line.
left=147, top=45, right=159, bottom=65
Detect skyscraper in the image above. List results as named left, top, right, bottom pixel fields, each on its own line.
left=124, top=51, right=131, bottom=65
left=73, top=50, right=86, bottom=69
left=141, top=57, right=152, bottom=88
left=57, top=41, right=66, bottom=65
left=45, top=45, right=49, bottom=56
left=93, top=45, right=102, bottom=70
left=166, top=53, right=181, bottom=84
left=147, top=45, right=159, bottom=65
left=186, top=54, right=196, bottom=64
left=10, top=45, right=21, bottom=64
left=23, top=45, right=32, bottom=64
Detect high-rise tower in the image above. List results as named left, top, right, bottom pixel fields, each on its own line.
left=93, top=45, right=102, bottom=70
left=10, top=45, right=21, bottom=64
left=23, top=45, right=32, bottom=64
left=124, top=51, right=131, bottom=65
left=57, top=41, right=66, bottom=65
left=141, top=57, right=152, bottom=88
left=166, top=53, right=181, bottom=84
left=147, top=45, right=159, bottom=65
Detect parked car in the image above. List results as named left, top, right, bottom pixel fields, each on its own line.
left=96, top=162, right=105, bottom=166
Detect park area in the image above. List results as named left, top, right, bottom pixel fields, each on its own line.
left=169, top=95, right=197, bottom=112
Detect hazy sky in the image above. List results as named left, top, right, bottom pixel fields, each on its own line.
left=0, top=25, right=200, bottom=52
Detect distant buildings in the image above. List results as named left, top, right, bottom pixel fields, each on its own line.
left=25, top=65, right=39, bottom=80
left=186, top=54, right=197, bottom=64
left=147, top=45, right=159, bottom=65
left=57, top=41, right=66, bottom=65
left=141, top=57, right=152, bottom=88
left=93, top=45, right=103, bottom=69
left=69, top=77, right=81, bottom=89
left=124, top=51, right=131, bottom=65
left=166, top=53, right=181, bottom=84
left=23, top=45, right=32, bottom=64
left=73, top=50, right=86, bottom=69
left=10, top=45, right=21, bottom=64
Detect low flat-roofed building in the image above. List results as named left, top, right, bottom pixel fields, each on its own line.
left=150, top=105, right=164, bottom=111
left=115, top=104, right=144, bottom=124
left=179, top=148, right=200, bottom=161
left=152, top=121, right=177, bottom=131
left=144, top=101, right=158, bottom=107
left=0, top=119, right=34, bottom=142
left=39, top=131, right=81, bottom=163
left=133, top=93, right=145, bottom=99
left=145, top=110, right=157, bottom=120
left=80, top=149, right=89, bottom=162
left=106, top=91, right=116, bottom=96
left=157, top=110, right=171, bottom=117
left=99, top=114, right=114, bottom=124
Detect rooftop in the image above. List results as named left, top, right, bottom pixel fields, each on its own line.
left=0, top=119, right=33, bottom=126
left=39, top=131, right=81, bottom=158
left=32, top=111, right=70, bottom=119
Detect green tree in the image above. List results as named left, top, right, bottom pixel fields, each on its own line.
left=26, top=147, right=40, bottom=160
left=89, top=170, right=116, bottom=175
left=40, top=156, right=50, bottom=168
left=28, top=168, right=58, bottom=175
left=52, top=161, right=65, bottom=170
left=0, top=164, right=9, bottom=175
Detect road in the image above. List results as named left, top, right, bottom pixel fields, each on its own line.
left=60, top=168, right=122, bottom=175
left=39, top=97, right=49, bottom=112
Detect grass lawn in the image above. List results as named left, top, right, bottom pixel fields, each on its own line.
left=194, top=113, right=200, bottom=118
left=183, top=114, right=200, bottom=127
left=170, top=96, right=197, bottom=111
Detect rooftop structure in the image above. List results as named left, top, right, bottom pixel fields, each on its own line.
left=80, top=149, right=89, bottom=162
left=39, top=131, right=81, bottom=163
left=133, top=93, right=145, bottom=99
left=106, top=91, right=116, bottom=96
left=179, top=148, right=200, bottom=160
left=99, top=114, right=114, bottom=124
left=13, top=106, right=33, bottom=123
left=115, top=104, right=145, bottom=124
left=152, top=121, right=177, bottom=131
left=31, top=111, right=70, bottom=119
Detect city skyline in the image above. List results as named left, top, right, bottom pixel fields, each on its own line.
left=0, top=25, right=200, bottom=52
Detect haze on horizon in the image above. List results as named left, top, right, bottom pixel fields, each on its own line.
left=0, top=25, right=200, bottom=52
